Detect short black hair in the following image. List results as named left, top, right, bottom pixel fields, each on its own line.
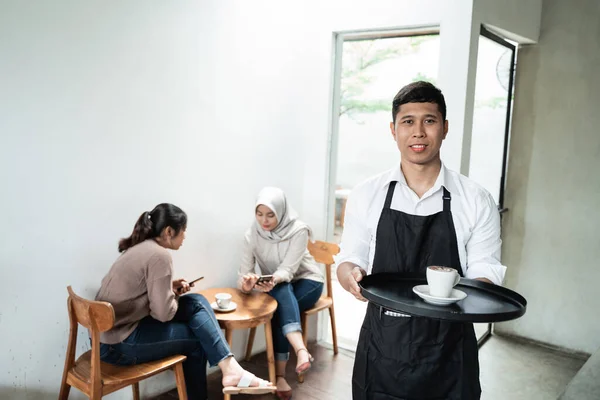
left=392, top=81, right=447, bottom=123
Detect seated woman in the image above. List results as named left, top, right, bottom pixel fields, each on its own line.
left=95, top=203, right=272, bottom=399
left=238, top=188, right=324, bottom=400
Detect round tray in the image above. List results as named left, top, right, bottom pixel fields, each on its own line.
left=359, top=273, right=527, bottom=323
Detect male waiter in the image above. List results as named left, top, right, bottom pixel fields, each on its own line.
left=335, top=81, right=506, bottom=399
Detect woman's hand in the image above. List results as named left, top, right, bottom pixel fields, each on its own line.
left=172, top=278, right=191, bottom=295
left=241, top=273, right=259, bottom=293
left=254, top=277, right=276, bottom=293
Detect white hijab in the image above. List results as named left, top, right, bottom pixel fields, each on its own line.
left=251, top=187, right=311, bottom=244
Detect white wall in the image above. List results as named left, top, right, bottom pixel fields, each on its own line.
left=0, top=1, right=297, bottom=398
left=437, top=0, right=478, bottom=175
left=475, top=0, right=542, bottom=44
left=0, top=1, right=442, bottom=398
left=495, top=0, right=600, bottom=354
left=439, top=0, right=543, bottom=175
left=0, top=0, right=542, bottom=398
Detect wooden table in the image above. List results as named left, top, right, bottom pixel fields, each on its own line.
left=196, top=287, right=277, bottom=399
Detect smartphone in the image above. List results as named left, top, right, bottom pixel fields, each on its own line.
left=187, top=276, right=204, bottom=286
left=256, top=275, right=274, bottom=284
left=178, top=277, right=204, bottom=293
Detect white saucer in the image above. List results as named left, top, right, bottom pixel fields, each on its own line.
left=211, top=301, right=237, bottom=313
left=412, top=285, right=467, bottom=306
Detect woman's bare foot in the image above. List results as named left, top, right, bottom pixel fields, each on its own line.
left=276, top=376, right=292, bottom=392
left=219, top=356, right=273, bottom=388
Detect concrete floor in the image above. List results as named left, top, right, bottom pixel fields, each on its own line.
left=479, top=335, right=587, bottom=400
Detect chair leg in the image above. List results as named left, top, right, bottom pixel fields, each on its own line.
left=245, top=327, right=257, bottom=361
left=174, top=363, right=188, bottom=400
left=329, top=305, right=339, bottom=355
left=58, top=379, right=70, bottom=400
left=132, top=382, right=140, bottom=400
left=90, top=381, right=102, bottom=400
left=263, top=321, right=276, bottom=387
left=90, top=388, right=102, bottom=400
left=298, top=313, right=307, bottom=384
left=301, top=312, right=308, bottom=348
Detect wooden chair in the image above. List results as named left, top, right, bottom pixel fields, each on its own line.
left=58, top=286, right=188, bottom=400
left=302, top=240, right=340, bottom=355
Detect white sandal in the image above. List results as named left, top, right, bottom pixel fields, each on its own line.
left=222, top=370, right=274, bottom=395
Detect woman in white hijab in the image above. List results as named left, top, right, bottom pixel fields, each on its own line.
left=238, top=187, right=324, bottom=400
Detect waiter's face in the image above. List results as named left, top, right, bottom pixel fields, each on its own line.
left=390, top=102, right=448, bottom=166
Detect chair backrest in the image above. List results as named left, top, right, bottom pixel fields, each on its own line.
left=63, top=286, right=115, bottom=394
left=67, top=286, right=115, bottom=332
left=307, top=240, right=340, bottom=298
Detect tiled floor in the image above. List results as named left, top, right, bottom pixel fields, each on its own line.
left=153, top=336, right=586, bottom=400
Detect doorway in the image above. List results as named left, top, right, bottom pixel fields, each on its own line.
left=323, top=28, right=441, bottom=351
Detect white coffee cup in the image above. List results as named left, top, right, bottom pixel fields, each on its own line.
left=215, top=293, right=232, bottom=309
left=426, top=266, right=460, bottom=298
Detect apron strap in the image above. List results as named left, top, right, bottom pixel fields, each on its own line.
left=442, top=186, right=462, bottom=274
left=384, top=181, right=397, bottom=209
left=442, top=186, right=451, bottom=212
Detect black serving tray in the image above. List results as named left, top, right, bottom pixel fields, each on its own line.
left=359, top=272, right=526, bottom=323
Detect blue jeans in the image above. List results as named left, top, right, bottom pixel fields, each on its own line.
left=99, top=294, right=232, bottom=400
left=268, top=279, right=324, bottom=361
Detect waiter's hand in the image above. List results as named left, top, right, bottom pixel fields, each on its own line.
left=339, top=264, right=367, bottom=302
left=474, top=277, right=493, bottom=284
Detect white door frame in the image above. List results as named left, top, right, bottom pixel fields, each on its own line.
left=319, top=26, right=441, bottom=347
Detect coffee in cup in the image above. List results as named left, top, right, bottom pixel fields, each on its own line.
left=426, top=266, right=460, bottom=298
left=215, top=293, right=232, bottom=309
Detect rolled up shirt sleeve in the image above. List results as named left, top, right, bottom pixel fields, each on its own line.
left=464, top=191, right=507, bottom=285
left=334, top=188, right=370, bottom=271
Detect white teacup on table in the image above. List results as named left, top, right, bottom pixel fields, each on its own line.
left=215, top=293, right=232, bottom=309
left=426, top=266, right=460, bottom=298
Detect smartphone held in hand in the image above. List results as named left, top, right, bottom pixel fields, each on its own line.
left=177, top=277, right=204, bottom=293
left=188, top=276, right=204, bottom=286
left=256, top=275, right=274, bottom=284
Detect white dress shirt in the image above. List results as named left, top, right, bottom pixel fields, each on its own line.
left=334, top=163, right=506, bottom=285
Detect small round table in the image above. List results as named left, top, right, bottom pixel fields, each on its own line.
left=197, top=287, right=277, bottom=399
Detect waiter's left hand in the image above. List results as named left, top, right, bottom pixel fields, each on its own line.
left=474, top=277, right=493, bottom=284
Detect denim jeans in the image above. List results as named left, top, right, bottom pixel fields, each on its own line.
left=99, top=293, right=232, bottom=400
left=267, top=279, right=324, bottom=361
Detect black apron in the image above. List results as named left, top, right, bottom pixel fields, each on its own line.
left=352, top=182, right=481, bottom=400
